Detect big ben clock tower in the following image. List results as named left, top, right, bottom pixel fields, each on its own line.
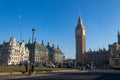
left=75, top=17, right=86, bottom=66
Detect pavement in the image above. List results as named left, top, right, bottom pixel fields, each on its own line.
left=0, top=69, right=87, bottom=75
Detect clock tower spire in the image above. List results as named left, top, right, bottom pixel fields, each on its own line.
left=75, top=17, right=86, bottom=66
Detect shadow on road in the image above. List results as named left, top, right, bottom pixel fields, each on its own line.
left=5, top=71, right=120, bottom=80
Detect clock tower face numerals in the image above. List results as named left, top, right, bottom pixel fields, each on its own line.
left=83, top=29, right=85, bottom=36
left=76, top=29, right=81, bottom=35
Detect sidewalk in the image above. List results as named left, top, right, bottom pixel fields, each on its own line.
left=0, top=72, right=22, bottom=75
left=0, top=72, right=53, bottom=80
left=0, top=69, right=87, bottom=75
left=1, top=69, right=118, bottom=76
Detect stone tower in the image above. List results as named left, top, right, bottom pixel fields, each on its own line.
left=75, top=17, right=86, bottom=66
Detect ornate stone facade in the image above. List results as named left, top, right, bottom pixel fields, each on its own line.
left=26, top=41, right=49, bottom=66
left=0, top=37, right=29, bottom=65
left=109, top=31, right=120, bottom=68
left=84, top=49, right=109, bottom=68
left=47, top=43, right=63, bottom=66
left=26, top=41, right=63, bottom=66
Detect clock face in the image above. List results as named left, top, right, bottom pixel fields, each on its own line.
left=76, top=30, right=81, bottom=35
left=83, top=29, right=85, bottom=35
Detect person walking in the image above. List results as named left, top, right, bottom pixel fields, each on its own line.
left=25, top=64, right=29, bottom=72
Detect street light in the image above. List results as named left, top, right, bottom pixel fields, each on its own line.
left=32, top=28, right=35, bottom=43
left=28, top=28, right=36, bottom=76
left=31, top=28, right=35, bottom=72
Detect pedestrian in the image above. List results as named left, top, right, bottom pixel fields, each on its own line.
left=25, top=64, right=28, bottom=72
left=31, top=64, right=34, bottom=72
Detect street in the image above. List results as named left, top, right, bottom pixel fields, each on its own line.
left=0, top=69, right=120, bottom=80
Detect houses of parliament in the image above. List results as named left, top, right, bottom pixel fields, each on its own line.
left=75, top=17, right=120, bottom=68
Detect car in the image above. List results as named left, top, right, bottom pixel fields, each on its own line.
left=82, top=64, right=92, bottom=69
left=46, top=63, right=55, bottom=68
left=38, top=64, right=44, bottom=68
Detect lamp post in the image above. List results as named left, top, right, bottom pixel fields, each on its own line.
left=32, top=28, right=35, bottom=43
left=28, top=28, right=35, bottom=76
left=32, top=28, right=35, bottom=72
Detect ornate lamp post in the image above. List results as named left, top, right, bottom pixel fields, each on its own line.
left=31, top=28, right=35, bottom=72
left=32, top=28, right=35, bottom=43
left=28, top=28, right=36, bottom=76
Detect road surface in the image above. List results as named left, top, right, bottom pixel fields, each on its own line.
left=0, top=69, right=120, bottom=80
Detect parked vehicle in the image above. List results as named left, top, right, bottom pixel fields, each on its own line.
left=46, top=63, right=55, bottom=68
left=82, top=63, right=92, bottom=69
left=38, top=64, right=44, bottom=68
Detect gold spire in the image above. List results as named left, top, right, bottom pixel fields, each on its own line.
left=78, top=17, right=83, bottom=26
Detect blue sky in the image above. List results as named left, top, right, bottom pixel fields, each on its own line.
left=0, top=0, right=120, bottom=59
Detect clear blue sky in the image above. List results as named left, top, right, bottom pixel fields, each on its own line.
left=0, top=0, right=120, bottom=59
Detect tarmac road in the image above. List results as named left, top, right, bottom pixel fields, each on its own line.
left=1, top=69, right=120, bottom=80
